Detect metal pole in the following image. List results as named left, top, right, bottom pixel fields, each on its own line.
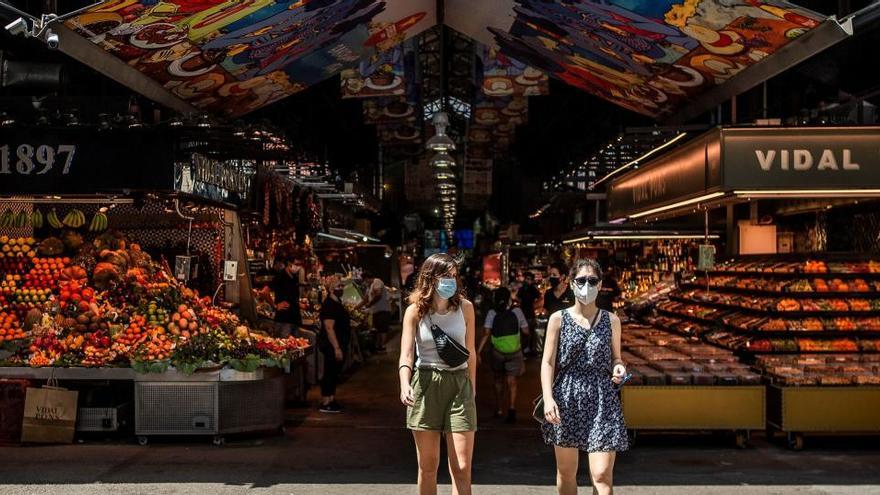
left=762, top=82, right=768, bottom=119
left=731, top=94, right=737, bottom=124
left=705, top=209, right=710, bottom=293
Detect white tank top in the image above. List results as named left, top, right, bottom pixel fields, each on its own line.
left=415, top=307, right=468, bottom=370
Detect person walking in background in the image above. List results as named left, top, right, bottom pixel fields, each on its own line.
left=597, top=266, right=621, bottom=311
left=541, top=259, right=628, bottom=495
left=404, top=259, right=422, bottom=300
left=358, top=272, right=392, bottom=353
left=318, top=274, right=350, bottom=413
left=516, top=271, right=540, bottom=357
left=543, top=262, right=574, bottom=316
left=398, top=254, right=477, bottom=495
left=477, top=287, right=529, bottom=423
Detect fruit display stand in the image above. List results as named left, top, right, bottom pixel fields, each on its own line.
left=644, top=256, right=880, bottom=447
left=620, top=324, right=765, bottom=448
left=622, top=386, right=765, bottom=448
left=0, top=216, right=310, bottom=444
left=765, top=385, right=880, bottom=450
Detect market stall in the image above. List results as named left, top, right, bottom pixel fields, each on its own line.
left=607, top=125, right=880, bottom=448
left=0, top=126, right=311, bottom=444
left=620, top=323, right=764, bottom=448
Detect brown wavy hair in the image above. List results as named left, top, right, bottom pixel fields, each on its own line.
left=408, top=253, right=463, bottom=319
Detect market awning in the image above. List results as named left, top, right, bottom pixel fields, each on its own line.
left=51, top=1, right=851, bottom=120
left=606, top=126, right=880, bottom=221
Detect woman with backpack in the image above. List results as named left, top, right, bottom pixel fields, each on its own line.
left=477, top=287, right=530, bottom=423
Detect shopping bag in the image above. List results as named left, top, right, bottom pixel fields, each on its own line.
left=21, top=377, right=78, bottom=444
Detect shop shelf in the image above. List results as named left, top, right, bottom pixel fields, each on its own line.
left=656, top=308, right=880, bottom=337
left=668, top=295, right=880, bottom=318
left=622, top=385, right=765, bottom=448
left=679, top=282, right=880, bottom=299
left=767, top=385, right=880, bottom=449
left=710, top=270, right=880, bottom=279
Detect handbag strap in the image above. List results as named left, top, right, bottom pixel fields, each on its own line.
left=552, top=309, right=603, bottom=387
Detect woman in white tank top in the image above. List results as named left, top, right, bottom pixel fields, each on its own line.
left=398, top=253, right=477, bottom=495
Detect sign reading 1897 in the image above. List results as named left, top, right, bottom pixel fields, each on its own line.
left=0, top=144, right=77, bottom=175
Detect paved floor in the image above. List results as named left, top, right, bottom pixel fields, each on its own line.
left=1, top=332, right=879, bottom=495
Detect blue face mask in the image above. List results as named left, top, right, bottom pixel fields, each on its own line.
left=436, top=277, right=457, bottom=300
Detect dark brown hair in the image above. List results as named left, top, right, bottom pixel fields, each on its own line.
left=569, top=258, right=603, bottom=281
left=408, top=253, right=463, bottom=319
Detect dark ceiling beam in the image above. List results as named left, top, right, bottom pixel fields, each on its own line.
left=56, top=24, right=195, bottom=114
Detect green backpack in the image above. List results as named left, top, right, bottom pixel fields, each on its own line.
left=491, top=309, right=521, bottom=354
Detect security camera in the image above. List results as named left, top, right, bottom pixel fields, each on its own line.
left=45, top=28, right=59, bottom=49
left=4, top=17, right=29, bottom=37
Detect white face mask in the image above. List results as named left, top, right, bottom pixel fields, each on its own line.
left=572, top=280, right=600, bottom=304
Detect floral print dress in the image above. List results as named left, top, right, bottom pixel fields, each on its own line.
left=542, top=309, right=629, bottom=452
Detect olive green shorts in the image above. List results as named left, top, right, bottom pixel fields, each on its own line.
left=407, top=368, right=477, bottom=433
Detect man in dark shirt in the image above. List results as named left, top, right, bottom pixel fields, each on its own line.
left=516, top=272, right=540, bottom=356
left=318, top=275, right=350, bottom=413
left=543, top=262, right=574, bottom=316
left=271, top=257, right=306, bottom=337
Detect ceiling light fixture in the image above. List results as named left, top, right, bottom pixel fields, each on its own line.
left=591, top=132, right=689, bottom=188
left=563, top=234, right=720, bottom=244
left=628, top=192, right=727, bottom=219
left=434, top=170, right=455, bottom=180
left=1, top=1, right=104, bottom=49
left=426, top=111, right=456, bottom=152
left=733, top=189, right=880, bottom=198
left=430, top=151, right=455, bottom=169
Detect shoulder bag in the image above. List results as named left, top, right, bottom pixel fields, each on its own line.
left=428, top=313, right=470, bottom=368
left=532, top=309, right=603, bottom=424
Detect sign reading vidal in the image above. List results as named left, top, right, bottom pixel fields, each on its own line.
left=723, top=127, right=880, bottom=189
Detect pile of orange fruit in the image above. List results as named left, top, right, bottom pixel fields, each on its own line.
left=0, top=312, right=25, bottom=341
left=133, top=326, right=174, bottom=361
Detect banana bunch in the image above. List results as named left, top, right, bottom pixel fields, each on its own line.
left=14, top=211, right=29, bottom=227
left=88, top=211, right=109, bottom=232
left=47, top=209, right=63, bottom=229
left=30, top=210, right=43, bottom=228
left=0, top=210, right=32, bottom=228
left=0, top=210, right=13, bottom=228
left=62, top=209, right=86, bottom=229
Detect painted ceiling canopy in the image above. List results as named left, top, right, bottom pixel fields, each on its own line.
left=446, top=0, right=826, bottom=118
left=64, top=0, right=827, bottom=118
left=64, top=0, right=435, bottom=117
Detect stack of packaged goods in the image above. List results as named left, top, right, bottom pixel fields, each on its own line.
left=622, top=324, right=761, bottom=386
left=754, top=354, right=880, bottom=386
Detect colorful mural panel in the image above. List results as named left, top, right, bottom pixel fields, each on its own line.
left=64, top=0, right=435, bottom=117
left=363, top=96, right=418, bottom=124
left=341, top=31, right=419, bottom=98
left=446, top=0, right=825, bottom=117
left=478, top=45, right=548, bottom=97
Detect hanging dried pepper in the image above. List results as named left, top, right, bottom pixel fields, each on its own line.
left=263, top=177, right=271, bottom=226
